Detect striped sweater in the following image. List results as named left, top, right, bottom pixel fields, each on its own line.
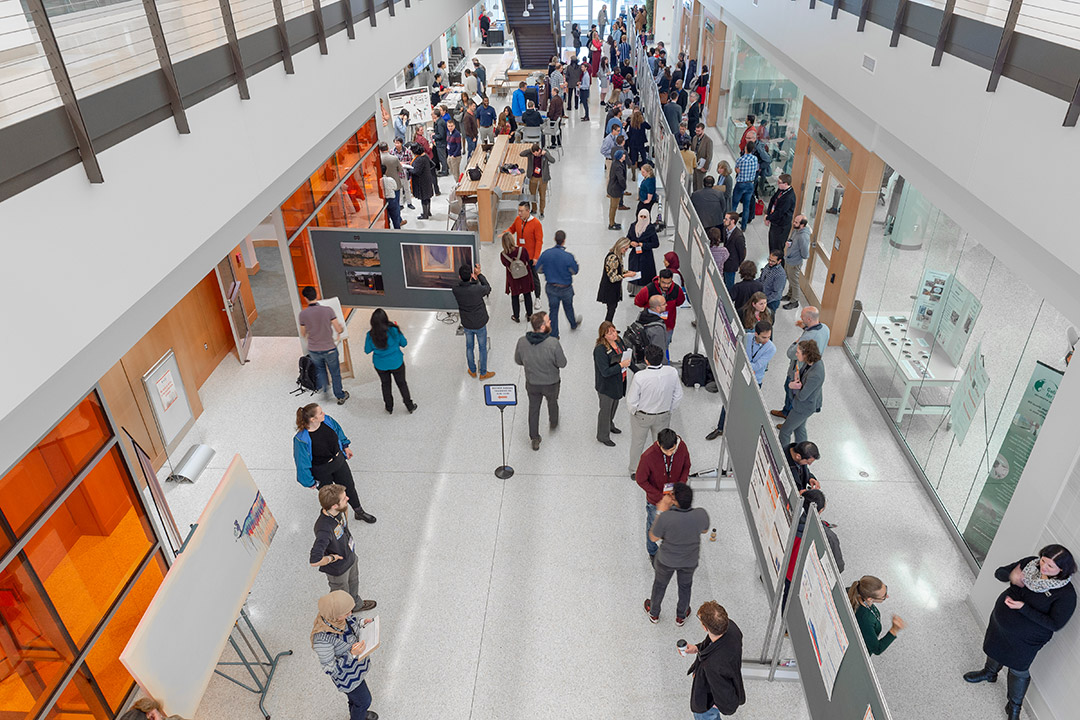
left=313, top=616, right=370, bottom=693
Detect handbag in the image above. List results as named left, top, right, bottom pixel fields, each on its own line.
left=504, top=248, right=529, bottom=279
left=467, top=167, right=483, bottom=181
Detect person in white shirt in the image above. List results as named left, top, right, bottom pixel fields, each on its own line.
left=463, top=68, right=479, bottom=97
left=626, top=344, right=683, bottom=478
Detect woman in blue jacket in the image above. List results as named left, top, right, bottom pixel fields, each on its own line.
left=293, top=403, right=376, bottom=523
left=364, top=309, right=418, bottom=414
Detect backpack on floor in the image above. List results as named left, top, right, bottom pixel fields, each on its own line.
left=681, top=353, right=709, bottom=387
left=292, top=355, right=320, bottom=395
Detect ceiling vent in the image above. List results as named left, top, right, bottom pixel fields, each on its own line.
left=862, top=54, right=876, bottom=74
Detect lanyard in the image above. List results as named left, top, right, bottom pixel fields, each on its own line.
left=750, top=340, right=766, bottom=362
left=663, top=452, right=673, bottom=477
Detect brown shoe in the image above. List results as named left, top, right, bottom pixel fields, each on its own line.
left=467, top=369, right=477, bottom=377
left=775, top=424, right=785, bottom=431
left=480, top=371, right=496, bottom=380
left=356, top=600, right=377, bottom=612
left=770, top=410, right=787, bottom=419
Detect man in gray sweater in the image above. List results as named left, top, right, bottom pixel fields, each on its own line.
left=783, top=215, right=811, bottom=309
left=514, top=312, right=568, bottom=451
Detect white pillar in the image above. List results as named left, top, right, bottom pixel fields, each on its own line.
left=652, top=0, right=679, bottom=48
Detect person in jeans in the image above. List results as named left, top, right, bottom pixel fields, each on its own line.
left=311, top=590, right=379, bottom=720
left=706, top=320, right=776, bottom=440
left=309, top=484, right=377, bottom=612
left=594, top=321, right=631, bottom=447
left=519, top=143, right=555, bottom=218
left=452, top=263, right=495, bottom=380
left=782, top=215, right=811, bottom=309
left=626, top=344, right=683, bottom=477
left=635, top=428, right=691, bottom=564
left=773, top=306, right=830, bottom=420
left=294, top=404, right=376, bottom=523
left=535, top=230, right=583, bottom=339
left=684, top=601, right=746, bottom=719
left=514, top=312, right=568, bottom=451
left=299, top=286, right=349, bottom=405
left=732, top=140, right=759, bottom=230
left=758, top=250, right=786, bottom=314
left=644, top=483, right=709, bottom=624
left=363, top=309, right=417, bottom=414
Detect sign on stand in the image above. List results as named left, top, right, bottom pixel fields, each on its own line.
left=484, top=384, right=518, bottom=479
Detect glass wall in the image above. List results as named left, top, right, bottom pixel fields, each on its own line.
left=0, top=392, right=167, bottom=719
left=283, top=116, right=384, bottom=303
left=845, top=170, right=1072, bottom=562
left=725, top=36, right=802, bottom=177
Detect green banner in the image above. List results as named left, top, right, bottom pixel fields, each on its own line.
left=962, top=361, right=1063, bottom=564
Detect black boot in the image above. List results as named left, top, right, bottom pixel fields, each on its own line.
left=963, top=657, right=1002, bottom=684
left=1005, top=671, right=1030, bottom=720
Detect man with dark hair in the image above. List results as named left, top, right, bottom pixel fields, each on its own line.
left=514, top=312, right=568, bottom=451
left=477, top=94, right=497, bottom=145
left=310, top=483, right=376, bottom=614
left=661, top=91, right=682, bottom=134
left=783, top=489, right=843, bottom=608
left=707, top=319, right=776, bottom=440
left=506, top=201, right=544, bottom=302
left=452, top=262, right=494, bottom=380
left=686, top=601, right=746, bottom=717
left=720, top=211, right=746, bottom=290
left=782, top=214, right=811, bottom=309
left=299, top=286, right=349, bottom=405
left=462, top=100, right=479, bottom=160
left=431, top=107, right=449, bottom=176
left=512, top=81, right=528, bottom=120
left=519, top=142, right=555, bottom=217
left=535, top=230, right=582, bottom=338
left=636, top=429, right=691, bottom=567
left=627, top=345, right=683, bottom=478
left=633, top=268, right=686, bottom=348
left=691, top=174, right=728, bottom=230
left=765, top=173, right=797, bottom=257
left=645, top=481, right=709, bottom=624
left=739, top=114, right=758, bottom=152
left=786, top=441, right=821, bottom=494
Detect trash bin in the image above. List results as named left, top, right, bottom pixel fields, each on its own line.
left=847, top=300, right=863, bottom=338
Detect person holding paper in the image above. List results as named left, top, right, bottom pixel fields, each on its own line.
left=311, top=590, right=379, bottom=720
left=683, top=601, right=745, bottom=719
left=597, top=237, right=636, bottom=322
left=594, top=321, right=632, bottom=447
left=848, top=575, right=905, bottom=657
left=691, top=122, right=713, bottom=192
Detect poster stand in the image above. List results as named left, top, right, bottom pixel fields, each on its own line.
left=484, top=384, right=518, bottom=479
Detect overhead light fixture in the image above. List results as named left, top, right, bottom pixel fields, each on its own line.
left=523, top=9, right=530, bottom=16
left=528, top=1, right=534, bottom=8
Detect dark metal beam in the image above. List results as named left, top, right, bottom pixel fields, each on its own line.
left=141, top=0, right=190, bottom=133
left=368, top=0, right=377, bottom=26
left=344, top=0, right=355, bottom=39
left=271, top=0, right=295, bottom=74
left=312, top=0, right=328, bottom=53
left=857, top=0, right=871, bottom=31
left=809, top=0, right=817, bottom=10
left=932, top=0, right=956, bottom=66
left=987, top=0, right=1024, bottom=92
left=890, top=0, right=909, bottom=47
left=217, top=0, right=250, bottom=99
left=387, top=0, right=396, bottom=17
left=832, top=0, right=841, bottom=20
left=1066, top=76, right=1080, bottom=127
left=25, top=0, right=103, bottom=183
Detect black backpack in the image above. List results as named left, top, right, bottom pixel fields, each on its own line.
left=292, top=355, right=320, bottom=395
left=624, top=321, right=650, bottom=369
left=681, top=353, right=709, bottom=387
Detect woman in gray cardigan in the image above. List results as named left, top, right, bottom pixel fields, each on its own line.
left=778, top=339, right=824, bottom=446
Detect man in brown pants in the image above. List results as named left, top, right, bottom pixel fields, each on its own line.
left=607, top=149, right=628, bottom=230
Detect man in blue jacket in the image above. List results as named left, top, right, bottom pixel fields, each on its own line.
left=511, top=81, right=528, bottom=121
left=535, top=230, right=582, bottom=339
left=477, top=94, right=498, bottom=145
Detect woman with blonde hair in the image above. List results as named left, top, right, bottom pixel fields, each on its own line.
left=740, top=291, right=773, bottom=330
left=593, top=321, right=631, bottom=446
left=596, top=236, right=636, bottom=322
left=848, top=576, right=905, bottom=656
left=500, top=231, right=535, bottom=322
left=311, top=590, right=379, bottom=720
left=637, top=163, right=657, bottom=213
left=716, top=160, right=734, bottom=210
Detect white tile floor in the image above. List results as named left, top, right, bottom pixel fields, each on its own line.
left=161, top=96, right=1023, bottom=719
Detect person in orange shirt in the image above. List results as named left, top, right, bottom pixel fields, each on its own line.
left=506, top=201, right=544, bottom=303
left=739, top=114, right=757, bottom=154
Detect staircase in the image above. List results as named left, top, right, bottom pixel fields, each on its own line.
left=503, top=0, right=560, bottom=70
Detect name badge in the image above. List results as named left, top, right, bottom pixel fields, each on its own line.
left=333, top=524, right=343, bottom=539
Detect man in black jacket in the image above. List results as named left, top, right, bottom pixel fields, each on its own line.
left=431, top=107, right=449, bottom=176
left=310, top=484, right=376, bottom=614
left=452, top=263, right=494, bottom=380
left=720, top=212, right=746, bottom=290
left=690, top=175, right=728, bottom=230
left=765, top=173, right=797, bottom=257
left=607, top=149, right=629, bottom=230
left=686, top=601, right=745, bottom=718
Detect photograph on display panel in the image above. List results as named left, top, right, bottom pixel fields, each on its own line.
left=401, top=243, right=474, bottom=290
left=341, top=242, right=385, bottom=296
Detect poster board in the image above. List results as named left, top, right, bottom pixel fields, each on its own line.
left=141, top=350, right=194, bottom=454
left=310, top=228, right=479, bottom=311
left=388, top=87, right=431, bottom=125
left=786, top=509, right=893, bottom=720
left=121, top=455, right=278, bottom=718
left=934, top=277, right=981, bottom=366
left=949, top=343, right=989, bottom=445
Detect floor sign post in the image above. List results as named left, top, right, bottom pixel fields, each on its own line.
left=484, top=383, right=518, bottom=479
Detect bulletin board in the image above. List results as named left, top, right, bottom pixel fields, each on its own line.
left=141, top=350, right=194, bottom=454
left=388, top=87, right=432, bottom=125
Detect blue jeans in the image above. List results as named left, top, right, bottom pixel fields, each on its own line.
left=309, top=348, right=345, bottom=400
left=345, top=679, right=372, bottom=720
left=723, top=271, right=735, bottom=291
left=387, top=192, right=402, bottom=229
left=693, top=707, right=721, bottom=720
left=464, top=326, right=488, bottom=374
left=732, top=180, right=755, bottom=229
left=645, top=502, right=658, bottom=556
left=466, top=135, right=477, bottom=159
left=767, top=299, right=780, bottom=314
left=782, top=380, right=795, bottom=414
left=546, top=283, right=577, bottom=338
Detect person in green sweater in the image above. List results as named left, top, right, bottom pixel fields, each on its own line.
left=847, top=575, right=906, bottom=655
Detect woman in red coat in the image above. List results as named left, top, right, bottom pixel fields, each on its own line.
left=499, top=232, right=535, bottom=323
left=588, top=31, right=603, bottom=78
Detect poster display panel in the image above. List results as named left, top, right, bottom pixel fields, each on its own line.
left=388, top=87, right=432, bottom=125
left=798, top=539, right=850, bottom=699
left=950, top=344, right=990, bottom=445
left=141, top=350, right=194, bottom=453
left=935, top=277, right=982, bottom=366
left=910, top=269, right=950, bottom=333
left=745, top=427, right=793, bottom=580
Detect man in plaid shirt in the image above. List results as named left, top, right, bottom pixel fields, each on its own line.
left=732, top=140, right=760, bottom=230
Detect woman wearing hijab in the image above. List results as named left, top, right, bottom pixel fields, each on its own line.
left=626, top=207, right=660, bottom=294
left=964, top=545, right=1076, bottom=720
left=312, top=590, right=378, bottom=720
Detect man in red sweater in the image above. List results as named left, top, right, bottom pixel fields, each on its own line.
left=636, top=428, right=691, bottom=565
left=634, top=268, right=685, bottom=348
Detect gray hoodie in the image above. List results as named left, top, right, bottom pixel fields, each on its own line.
left=514, top=331, right=568, bottom=385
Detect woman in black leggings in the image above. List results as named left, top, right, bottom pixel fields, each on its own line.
left=293, top=403, right=376, bottom=523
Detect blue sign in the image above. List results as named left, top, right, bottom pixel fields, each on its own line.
left=484, top=384, right=518, bottom=406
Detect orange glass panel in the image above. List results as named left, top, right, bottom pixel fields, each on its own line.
left=337, top=133, right=361, bottom=173
left=0, top=556, right=78, bottom=719
left=23, top=446, right=154, bottom=648
left=281, top=182, right=315, bottom=237
left=43, top=666, right=109, bottom=720
left=357, top=117, right=378, bottom=155
left=85, top=554, right=167, bottom=711
left=290, top=228, right=317, bottom=303
left=361, top=152, right=384, bottom=220
left=315, top=192, right=350, bottom=229
left=308, top=155, right=340, bottom=208
left=0, top=394, right=111, bottom=537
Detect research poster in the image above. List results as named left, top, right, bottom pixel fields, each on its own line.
left=962, top=361, right=1063, bottom=562
left=950, top=344, right=990, bottom=445
left=799, top=539, right=850, bottom=700
left=387, top=87, right=431, bottom=125
left=935, top=277, right=982, bottom=366
left=910, top=269, right=951, bottom=333
left=745, top=429, right=791, bottom=582
left=690, top=226, right=706, bottom=284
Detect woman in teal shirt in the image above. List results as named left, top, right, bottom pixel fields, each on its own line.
left=848, top=575, right=906, bottom=655
left=637, top=163, right=657, bottom=213
left=363, top=309, right=418, bottom=414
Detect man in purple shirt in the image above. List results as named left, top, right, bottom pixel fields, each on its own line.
left=299, top=286, right=349, bottom=404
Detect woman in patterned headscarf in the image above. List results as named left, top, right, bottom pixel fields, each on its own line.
left=312, top=590, right=378, bottom=720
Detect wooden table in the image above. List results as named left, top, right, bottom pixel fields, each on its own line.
left=456, top=136, right=530, bottom=243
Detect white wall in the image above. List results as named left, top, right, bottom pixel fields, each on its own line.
left=696, top=0, right=1080, bottom=327
left=653, top=0, right=678, bottom=50
left=0, top=0, right=477, bottom=476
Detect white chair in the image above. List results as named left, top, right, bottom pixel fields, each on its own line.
left=520, top=125, right=543, bottom=145
left=542, top=119, right=563, bottom=159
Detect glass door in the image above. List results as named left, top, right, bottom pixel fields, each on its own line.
left=807, top=171, right=844, bottom=303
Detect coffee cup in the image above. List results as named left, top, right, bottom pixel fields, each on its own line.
left=677, top=639, right=687, bottom=656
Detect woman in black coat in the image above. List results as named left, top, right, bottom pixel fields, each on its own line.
left=593, top=321, right=630, bottom=446
left=625, top=208, right=660, bottom=294
left=597, top=237, right=634, bottom=322
left=964, top=545, right=1076, bottom=720
left=408, top=142, right=436, bottom=219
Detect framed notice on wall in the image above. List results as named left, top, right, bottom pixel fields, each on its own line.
left=142, top=350, right=195, bottom=454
